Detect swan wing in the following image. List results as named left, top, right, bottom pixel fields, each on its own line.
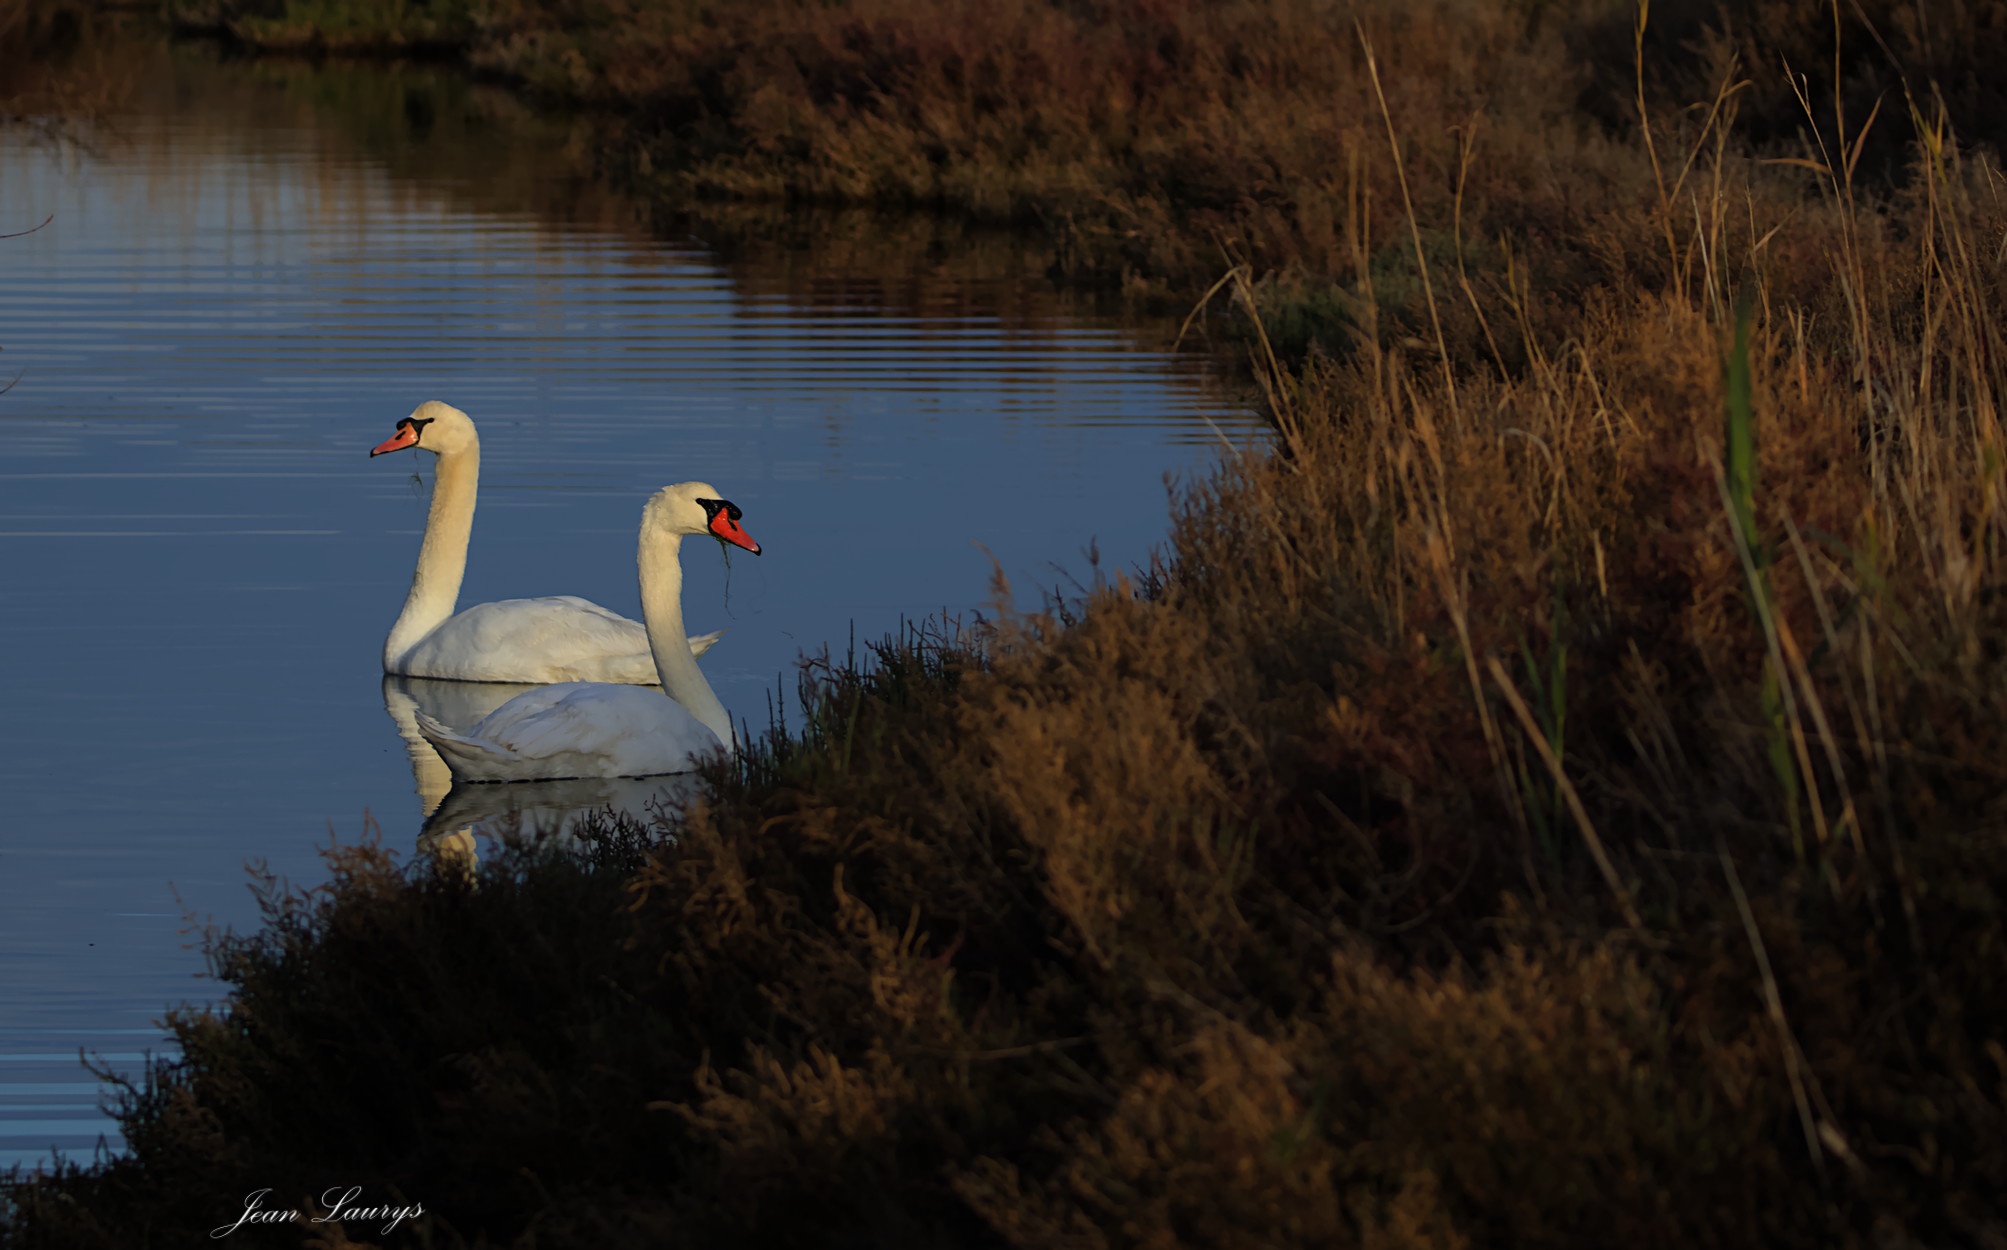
left=686, top=627, right=725, bottom=657
left=415, top=710, right=522, bottom=782
left=419, top=683, right=725, bottom=782
left=397, top=597, right=724, bottom=683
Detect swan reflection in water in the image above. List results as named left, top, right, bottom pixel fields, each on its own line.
left=381, top=675, right=703, bottom=873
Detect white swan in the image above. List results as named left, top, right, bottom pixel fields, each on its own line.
left=383, top=674, right=542, bottom=814
left=386, top=676, right=699, bottom=876
left=415, top=481, right=760, bottom=782
left=383, top=673, right=546, bottom=873
left=371, top=400, right=721, bottom=683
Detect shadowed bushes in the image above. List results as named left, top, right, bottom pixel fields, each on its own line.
left=150, top=0, right=2007, bottom=320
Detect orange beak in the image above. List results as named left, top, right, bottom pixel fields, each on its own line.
left=709, top=510, right=761, bottom=555
left=370, top=424, right=419, bottom=457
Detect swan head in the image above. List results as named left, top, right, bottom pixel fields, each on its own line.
left=370, top=400, right=476, bottom=458
left=647, top=481, right=761, bottom=555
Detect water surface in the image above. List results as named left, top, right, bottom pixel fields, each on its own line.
left=0, top=37, right=1256, bottom=1168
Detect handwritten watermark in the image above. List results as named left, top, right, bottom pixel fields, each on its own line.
left=212, top=1187, right=424, bottom=1239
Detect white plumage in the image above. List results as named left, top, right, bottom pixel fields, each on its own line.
left=414, top=685, right=722, bottom=781
left=413, top=481, right=761, bottom=783
left=371, top=400, right=722, bottom=684
left=393, top=597, right=722, bottom=683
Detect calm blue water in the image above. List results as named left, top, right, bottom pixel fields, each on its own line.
left=0, top=50, right=1257, bottom=1169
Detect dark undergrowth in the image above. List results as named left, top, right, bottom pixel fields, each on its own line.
left=149, top=0, right=2007, bottom=321
left=7, top=0, right=2007, bottom=1247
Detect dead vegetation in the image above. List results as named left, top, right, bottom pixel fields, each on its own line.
left=7, top=1, right=2007, bottom=1246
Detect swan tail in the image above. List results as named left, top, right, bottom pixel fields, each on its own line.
left=415, top=710, right=520, bottom=778
left=687, top=627, right=727, bottom=658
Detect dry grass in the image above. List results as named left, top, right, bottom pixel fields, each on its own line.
left=8, top=1, right=2007, bottom=1247
left=157, top=0, right=2007, bottom=314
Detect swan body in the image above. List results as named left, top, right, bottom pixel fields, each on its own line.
left=415, top=481, right=760, bottom=783
left=393, top=595, right=722, bottom=684
left=383, top=672, right=546, bottom=816
left=372, top=400, right=721, bottom=683
left=386, top=675, right=697, bottom=873
left=417, top=682, right=725, bottom=782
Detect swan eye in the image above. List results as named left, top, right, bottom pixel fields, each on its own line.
left=407, top=417, right=435, bottom=441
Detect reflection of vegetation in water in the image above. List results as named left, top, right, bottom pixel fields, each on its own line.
left=22, top=19, right=1210, bottom=351
left=146, top=0, right=2007, bottom=327
left=130, top=37, right=623, bottom=229
left=0, top=1, right=141, bottom=131
left=212, top=45, right=1185, bottom=334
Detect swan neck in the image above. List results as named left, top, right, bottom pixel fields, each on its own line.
left=639, top=529, right=734, bottom=749
left=385, top=444, right=477, bottom=667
